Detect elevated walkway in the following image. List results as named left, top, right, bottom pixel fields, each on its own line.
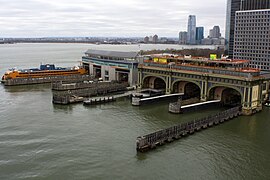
left=132, top=93, right=184, bottom=106
left=169, top=99, right=221, bottom=114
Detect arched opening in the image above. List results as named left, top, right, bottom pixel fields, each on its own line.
left=209, top=87, right=242, bottom=107
left=173, top=81, right=201, bottom=99
left=143, top=76, right=166, bottom=90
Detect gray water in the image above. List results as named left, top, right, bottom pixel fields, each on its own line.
left=0, top=43, right=270, bottom=180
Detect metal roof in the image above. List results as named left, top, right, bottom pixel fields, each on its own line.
left=85, top=49, right=139, bottom=59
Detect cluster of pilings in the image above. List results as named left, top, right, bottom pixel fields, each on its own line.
left=136, top=106, right=242, bottom=152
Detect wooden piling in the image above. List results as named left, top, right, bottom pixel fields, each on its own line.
left=136, top=106, right=242, bottom=152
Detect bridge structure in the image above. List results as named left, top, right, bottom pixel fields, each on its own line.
left=137, top=55, right=270, bottom=115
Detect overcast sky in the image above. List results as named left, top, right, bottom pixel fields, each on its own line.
left=0, top=0, right=227, bottom=38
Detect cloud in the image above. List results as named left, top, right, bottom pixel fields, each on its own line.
left=0, top=0, right=226, bottom=37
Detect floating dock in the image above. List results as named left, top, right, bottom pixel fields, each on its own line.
left=136, top=106, right=242, bottom=152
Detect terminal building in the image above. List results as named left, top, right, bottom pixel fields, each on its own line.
left=82, top=49, right=140, bottom=86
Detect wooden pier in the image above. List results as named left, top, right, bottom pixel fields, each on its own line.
left=52, top=81, right=128, bottom=104
left=83, top=96, right=115, bottom=105
left=136, top=106, right=242, bottom=152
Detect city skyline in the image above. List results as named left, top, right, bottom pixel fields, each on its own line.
left=0, top=0, right=226, bottom=37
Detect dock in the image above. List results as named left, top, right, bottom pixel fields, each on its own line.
left=83, top=90, right=138, bottom=106
left=132, top=93, right=184, bottom=106
left=83, top=96, right=115, bottom=105
left=52, top=81, right=129, bottom=104
left=136, top=106, right=242, bottom=152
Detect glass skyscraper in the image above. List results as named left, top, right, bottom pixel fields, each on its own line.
left=187, top=15, right=196, bottom=45
left=225, top=0, right=242, bottom=57
left=195, top=27, right=204, bottom=44
left=241, top=0, right=270, bottom=10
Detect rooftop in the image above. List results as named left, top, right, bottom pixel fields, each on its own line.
left=148, top=54, right=250, bottom=65
left=85, top=49, right=139, bottom=59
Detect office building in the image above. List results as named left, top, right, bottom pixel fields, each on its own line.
left=226, top=0, right=270, bottom=57
left=225, top=0, right=242, bottom=57
left=233, top=9, right=270, bottom=71
left=187, top=15, right=196, bottom=45
left=195, top=27, right=204, bottom=44
left=179, top=31, right=188, bottom=44
left=209, top=29, right=214, bottom=38
left=144, top=36, right=149, bottom=43
left=212, top=26, right=221, bottom=38
left=153, top=35, right=159, bottom=44
left=241, top=0, right=270, bottom=10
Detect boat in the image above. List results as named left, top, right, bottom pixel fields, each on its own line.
left=1, top=64, right=87, bottom=85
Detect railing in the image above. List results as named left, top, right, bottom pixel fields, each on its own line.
left=52, top=81, right=129, bottom=104
left=136, top=106, right=242, bottom=152
left=141, top=62, right=260, bottom=78
left=52, top=81, right=128, bottom=91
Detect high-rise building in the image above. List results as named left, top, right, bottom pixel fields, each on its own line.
left=209, top=29, right=214, bottom=38
left=226, top=0, right=270, bottom=57
left=233, top=9, right=270, bottom=71
left=195, top=27, right=204, bottom=44
left=179, top=31, right=188, bottom=44
left=153, top=35, right=159, bottom=44
left=241, top=0, right=270, bottom=10
left=187, top=15, right=196, bottom=45
left=209, top=26, right=221, bottom=38
left=144, top=36, right=149, bottom=43
left=212, top=26, right=221, bottom=38
left=149, top=36, right=153, bottom=42
left=225, top=0, right=242, bottom=57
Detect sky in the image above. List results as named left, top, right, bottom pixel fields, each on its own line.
left=0, top=0, right=227, bottom=38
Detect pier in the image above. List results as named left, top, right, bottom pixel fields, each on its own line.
left=52, top=81, right=129, bottom=104
left=169, top=99, right=221, bottom=114
left=136, top=106, right=242, bottom=152
left=132, top=93, right=184, bottom=106
left=83, top=96, right=115, bottom=105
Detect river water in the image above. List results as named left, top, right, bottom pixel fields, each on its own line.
left=0, top=43, right=269, bottom=180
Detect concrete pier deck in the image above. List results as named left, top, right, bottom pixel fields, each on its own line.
left=132, top=93, right=184, bottom=106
